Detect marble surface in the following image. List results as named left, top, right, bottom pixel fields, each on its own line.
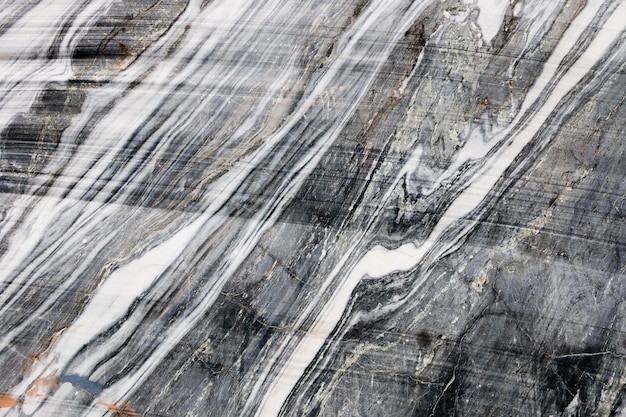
left=0, top=0, right=625, bottom=416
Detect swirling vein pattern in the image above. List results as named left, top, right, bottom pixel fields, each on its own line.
left=0, top=0, right=625, bottom=416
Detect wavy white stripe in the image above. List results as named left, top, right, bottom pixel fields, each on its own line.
left=253, top=1, right=626, bottom=416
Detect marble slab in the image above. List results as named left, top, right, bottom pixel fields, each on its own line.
left=0, top=0, right=625, bottom=416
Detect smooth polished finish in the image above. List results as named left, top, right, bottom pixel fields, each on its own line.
left=0, top=1, right=625, bottom=416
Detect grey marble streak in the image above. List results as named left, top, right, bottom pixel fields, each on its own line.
left=0, top=0, right=624, bottom=416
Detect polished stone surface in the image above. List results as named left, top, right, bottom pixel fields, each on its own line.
left=0, top=0, right=625, bottom=416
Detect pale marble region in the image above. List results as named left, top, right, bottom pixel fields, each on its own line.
left=0, top=0, right=624, bottom=416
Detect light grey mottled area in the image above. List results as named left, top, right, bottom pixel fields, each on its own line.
left=0, top=0, right=624, bottom=416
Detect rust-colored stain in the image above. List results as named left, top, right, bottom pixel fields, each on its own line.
left=115, top=41, right=134, bottom=71
left=97, top=400, right=139, bottom=416
left=23, top=351, right=40, bottom=374
left=26, top=375, right=58, bottom=398
left=2, top=356, right=138, bottom=415
left=0, top=393, right=21, bottom=408
left=0, top=369, right=137, bottom=415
